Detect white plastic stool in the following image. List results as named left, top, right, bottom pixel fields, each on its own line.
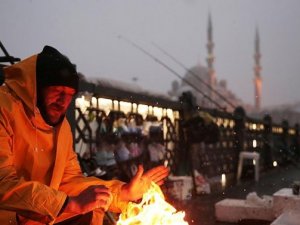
left=237, top=151, right=260, bottom=183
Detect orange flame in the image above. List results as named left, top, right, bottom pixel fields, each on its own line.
left=117, top=182, right=189, bottom=225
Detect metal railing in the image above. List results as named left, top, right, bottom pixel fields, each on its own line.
left=69, top=81, right=300, bottom=188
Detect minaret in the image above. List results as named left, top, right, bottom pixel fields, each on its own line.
left=206, top=12, right=216, bottom=106
left=254, top=27, right=262, bottom=111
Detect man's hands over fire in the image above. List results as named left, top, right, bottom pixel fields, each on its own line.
left=61, top=165, right=169, bottom=214
left=63, top=185, right=112, bottom=214
left=120, top=165, right=169, bottom=201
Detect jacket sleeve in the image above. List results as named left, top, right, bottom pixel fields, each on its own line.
left=0, top=110, right=67, bottom=224
left=58, top=135, right=128, bottom=213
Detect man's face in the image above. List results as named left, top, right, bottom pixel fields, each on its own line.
left=40, top=86, right=76, bottom=126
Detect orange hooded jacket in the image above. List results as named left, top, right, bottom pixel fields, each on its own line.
left=0, top=55, right=127, bottom=224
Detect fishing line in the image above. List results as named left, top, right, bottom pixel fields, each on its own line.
left=118, top=35, right=225, bottom=111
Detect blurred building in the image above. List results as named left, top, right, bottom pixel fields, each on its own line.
left=168, top=13, right=253, bottom=112
left=251, top=102, right=300, bottom=125
left=168, top=64, right=244, bottom=112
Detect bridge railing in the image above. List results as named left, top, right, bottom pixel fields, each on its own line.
left=68, top=82, right=299, bottom=187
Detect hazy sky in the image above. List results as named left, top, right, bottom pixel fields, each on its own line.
left=1, top=0, right=300, bottom=107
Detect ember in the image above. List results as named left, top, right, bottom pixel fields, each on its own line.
left=117, top=182, right=189, bottom=225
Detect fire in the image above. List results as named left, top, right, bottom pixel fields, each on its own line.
left=117, top=182, right=189, bottom=225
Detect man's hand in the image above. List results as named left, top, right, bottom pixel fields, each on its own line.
left=63, top=185, right=112, bottom=214
left=120, top=165, right=169, bottom=201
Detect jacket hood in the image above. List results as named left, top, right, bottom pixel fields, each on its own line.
left=4, top=55, right=38, bottom=114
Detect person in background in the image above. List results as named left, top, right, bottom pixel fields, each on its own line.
left=0, top=46, right=169, bottom=225
left=114, top=139, right=131, bottom=162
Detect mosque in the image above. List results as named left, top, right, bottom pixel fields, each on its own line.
left=168, top=13, right=262, bottom=113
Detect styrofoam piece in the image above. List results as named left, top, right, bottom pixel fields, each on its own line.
left=271, top=210, right=300, bottom=225
left=246, top=192, right=273, bottom=207
left=215, top=198, right=274, bottom=223
left=273, top=188, right=300, bottom=217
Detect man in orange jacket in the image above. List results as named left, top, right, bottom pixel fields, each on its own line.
left=0, top=46, right=169, bottom=225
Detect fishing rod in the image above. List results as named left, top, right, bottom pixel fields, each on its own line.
left=118, top=35, right=225, bottom=111
left=152, top=42, right=236, bottom=109
left=0, top=41, right=20, bottom=65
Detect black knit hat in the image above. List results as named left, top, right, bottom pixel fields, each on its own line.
left=36, top=46, right=79, bottom=91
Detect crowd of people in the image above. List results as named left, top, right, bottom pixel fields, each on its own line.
left=79, top=120, right=168, bottom=183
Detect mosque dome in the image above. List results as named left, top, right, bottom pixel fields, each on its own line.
left=181, top=64, right=210, bottom=92
left=178, top=64, right=210, bottom=97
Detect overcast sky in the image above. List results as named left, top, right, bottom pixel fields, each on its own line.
left=1, top=0, right=300, bottom=107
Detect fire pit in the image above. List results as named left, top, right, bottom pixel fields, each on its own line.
left=117, top=183, right=189, bottom=225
